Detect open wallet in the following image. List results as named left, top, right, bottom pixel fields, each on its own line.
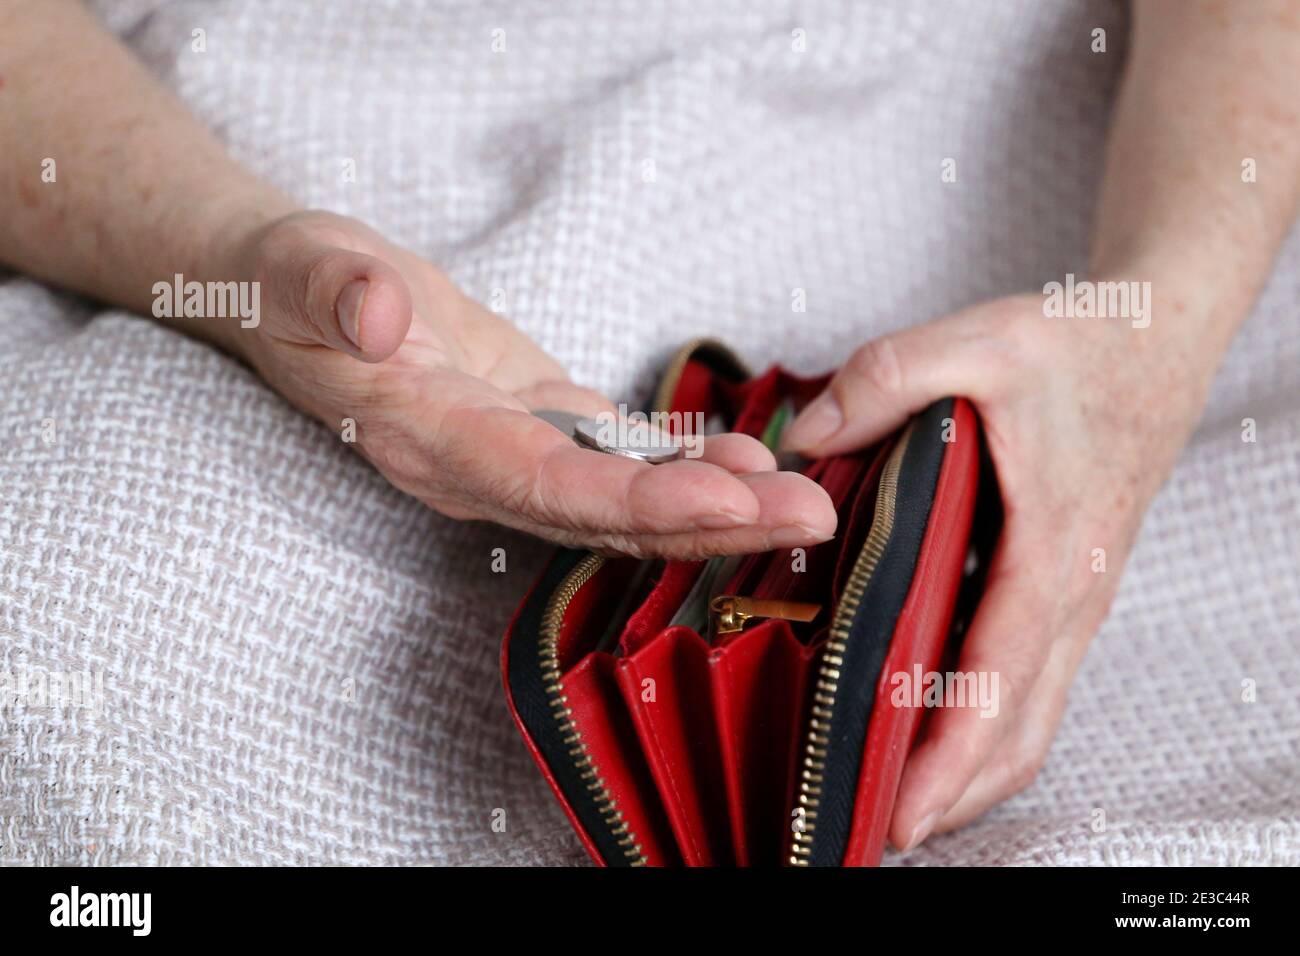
left=501, top=339, right=1000, bottom=867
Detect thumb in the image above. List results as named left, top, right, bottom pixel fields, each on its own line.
left=781, top=315, right=983, bottom=456
left=258, top=237, right=413, bottom=362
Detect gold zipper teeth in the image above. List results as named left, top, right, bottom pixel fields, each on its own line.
left=789, top=427, right=912, bottom=867
left=539, top=554, right=649, bottom=866
left=649, top=337, right=749, bottom=415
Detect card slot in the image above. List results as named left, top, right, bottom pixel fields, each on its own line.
left=708, top=620, right=818, bottom=866
left=617, top=559, right=706, bottom=657
left=560, top=652, right=681, bottom=866
left=616, top=627, right=732, bottom=866
left=551, top=557, right=647, bottom=672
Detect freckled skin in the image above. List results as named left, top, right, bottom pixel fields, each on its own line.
left=18, top=174, right=37, bottom=209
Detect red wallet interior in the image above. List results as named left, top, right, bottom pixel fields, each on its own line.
left=502, top=346, right=982, bottom=867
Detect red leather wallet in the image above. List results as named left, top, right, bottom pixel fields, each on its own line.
left=502, top=339, right=993, bottom=866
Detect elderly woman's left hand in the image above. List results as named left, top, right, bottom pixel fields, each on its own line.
left=781, top=287, right=1215, bottom=849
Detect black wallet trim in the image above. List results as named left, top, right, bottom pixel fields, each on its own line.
left=505, top=548, right=642, bottom=866
left=806, top=397, right=954, bottom=866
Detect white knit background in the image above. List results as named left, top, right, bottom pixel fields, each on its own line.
left=1, top=0, right=1296, bottom=865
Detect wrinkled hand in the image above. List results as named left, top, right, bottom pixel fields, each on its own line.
left=782, top=292, right=1212, bottom=850
left=221, top=211, right=836, bottom=557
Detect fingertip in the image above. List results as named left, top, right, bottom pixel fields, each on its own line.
left=899, top=811, right=941, bottom=853
left=737, top=470, right=838, bottom=539
left=340, top=267, right=412, bottom=362
left=889, top=749, right=951, bottom=848
left=889, top=705, right=997, bottom=852
left=890, top=767, right=944, bottom=852
left=780, top=391, right=843, bottom=453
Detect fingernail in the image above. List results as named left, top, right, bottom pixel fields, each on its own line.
left=782, top=392, right=843, bottom=450
left=765, top=524, right=829, bottom=548
left=336, top=279, right=368, bottom=350
left=695, top=509, right=753, bottom=530
left=904, top=811, right=940, bottom=851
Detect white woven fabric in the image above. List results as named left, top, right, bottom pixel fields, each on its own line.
left=1, top=0, right=1296, bottom=865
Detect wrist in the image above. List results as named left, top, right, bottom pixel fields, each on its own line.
left=1084, top=254, right=1247, bottom=385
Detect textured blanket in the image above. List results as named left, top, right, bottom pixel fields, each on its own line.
left=1, top=0, right=1296, bottom=865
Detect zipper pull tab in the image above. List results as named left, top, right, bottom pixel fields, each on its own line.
left=709, top=595, right=821, bottom=635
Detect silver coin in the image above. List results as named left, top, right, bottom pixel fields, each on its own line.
left=532, top=409, right=682, bottom=464
left=573, top=416, right=681, bottom=464
left=530, top=408, right=586, bottom=436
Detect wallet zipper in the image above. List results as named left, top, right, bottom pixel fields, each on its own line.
left=539, top=552, right=649, bottom=865
left=709, top=596, right=821, bottom=635
left=789, top=424, right=913, bottom=866
left=542, top=418, right=917, bottom=867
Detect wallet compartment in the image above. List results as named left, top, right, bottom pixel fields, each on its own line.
left=788, top=397, right=980, bottom=866
left=502, top=340, right=989, bottom=869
